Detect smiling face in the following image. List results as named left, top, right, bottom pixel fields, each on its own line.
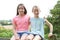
left=18, top=5, right=25, bottom=15
left=32, top=6, right=40, bottom=17
left=17, top=4, right=27, bottom=16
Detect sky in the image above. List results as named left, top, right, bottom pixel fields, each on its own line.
left=0, top=0, right=58, bottom=20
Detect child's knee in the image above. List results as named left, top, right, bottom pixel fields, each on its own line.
left=27, top=34, right=34, bottom=40
left=10, top=35, right=15, bottom=40
left=33, top=35, right=42, bottom=40
left=21, top=33, right=28, bottom=40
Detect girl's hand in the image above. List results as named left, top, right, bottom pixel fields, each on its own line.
left=48, top=32, right=53, bottom=38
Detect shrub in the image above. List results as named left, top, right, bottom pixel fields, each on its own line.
left=0, top=26, right=13, bottom=38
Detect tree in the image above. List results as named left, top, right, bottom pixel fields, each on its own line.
left=47, top=0, right=60, bottom=38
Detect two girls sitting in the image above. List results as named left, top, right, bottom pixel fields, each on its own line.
left=11, top=4, right=53, bottom=40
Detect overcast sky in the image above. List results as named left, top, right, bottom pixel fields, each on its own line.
left=0, top=0, right=58, bottom=20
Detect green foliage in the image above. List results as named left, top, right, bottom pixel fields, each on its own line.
left=44, top=25, right=50, bottom=39
left=44, top=33, right=48, bottom=39
left=47, top=1, right=60, bottom=38
left=0, top=27, right=13, bottom=38
left=44, top=25, right=49, bottom=34
left=0, top=20, right=12, bottom=25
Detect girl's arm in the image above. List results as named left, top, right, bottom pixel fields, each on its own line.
left=28, top=16, right=31, bottom=31
left=45, top=18, right=53, bottom=37
left=12, top=23, right=17, bottom=37
left=28, top=25, right=31, bottom=32
left=12, top=20, right=20, bottom=40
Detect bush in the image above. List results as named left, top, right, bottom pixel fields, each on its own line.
left=0, top=27, right=13, bottom=38
left=44, top=25, right=49, bottom=39
left=47, top=1, right=60, bottom=38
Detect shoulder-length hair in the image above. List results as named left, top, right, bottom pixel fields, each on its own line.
left=17, top=4, right=27, bottom=15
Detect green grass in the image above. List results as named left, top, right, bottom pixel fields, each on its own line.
left=0, top=27, right=13, bottom=38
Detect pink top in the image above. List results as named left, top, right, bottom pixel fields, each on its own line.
left=12, top=15, right=30, bottom=32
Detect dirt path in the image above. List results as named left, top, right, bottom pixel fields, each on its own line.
left=3, top=25, right=13, bottom=30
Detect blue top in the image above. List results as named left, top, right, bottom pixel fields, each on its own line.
left=30, top=17, right=45, bottom=38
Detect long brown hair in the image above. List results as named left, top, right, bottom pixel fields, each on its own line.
left=17, top=4, right=27, bottom=15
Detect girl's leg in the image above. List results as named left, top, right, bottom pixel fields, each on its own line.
left=21, top=33, right=28, bottom=40
left=27, top=34, right=34, bottom=40
left=33, top=35, right=42, bottom=40
left=10, top=35, right=20, bottom=40
left=10, top=35, right=15, bottom=40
